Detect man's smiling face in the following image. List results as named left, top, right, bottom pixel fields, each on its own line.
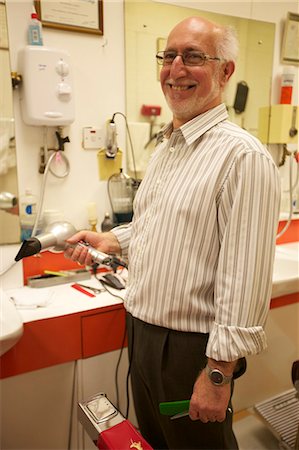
left=160, top=18, right=226, bottom=128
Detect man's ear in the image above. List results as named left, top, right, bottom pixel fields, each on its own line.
left=221, top=61, right=235, bottom=85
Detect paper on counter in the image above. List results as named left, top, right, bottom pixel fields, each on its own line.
left=6, top=286, right=54, bottom=309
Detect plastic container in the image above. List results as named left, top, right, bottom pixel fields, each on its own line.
left=20, top=189, right=42, bottom=241
left=280, top=66, right=295, bottom=104
left=28, top=13, right=43, bottom=46
left=101, top=212, right=114, bottom=232
left=108, top=169, right=134, bottom=224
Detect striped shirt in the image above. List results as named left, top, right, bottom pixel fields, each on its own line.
left=112, top=103, right=281, bottom=362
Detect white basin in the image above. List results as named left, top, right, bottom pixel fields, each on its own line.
left=272, top=242, right=299, bottom=298
left=0, top=288, right=23, bottom=356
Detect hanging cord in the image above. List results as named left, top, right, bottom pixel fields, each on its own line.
left=48, top=151, right=70, bottom=179
left=49, top=129, right=70, bottom=178
left=94, top=271, right=131, bottom=417
left=276, top=150, right=295, bottom=239
left=31, top=150, right=56, bottom=237
left=111, top=112, right=138, bottom=180
left=67, top=359, right=77, bottom=450
left=31, top=128, right=70, bottom=237
left=107, top=173, right=115, bottom=219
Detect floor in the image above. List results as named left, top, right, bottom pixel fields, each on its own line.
left=233, top=410, right=285, bottom=450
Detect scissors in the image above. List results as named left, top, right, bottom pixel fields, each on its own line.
left=159, top=400, right=232, bottom=420
left=76, top=283, right=104, bottom=294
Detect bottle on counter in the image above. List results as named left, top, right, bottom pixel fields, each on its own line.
left=28, top=13, right=43, bottom=46
left=20, top=189, right=43, bottom=241
left=101, top=212, right=114, bottom=232
left=279, top=66, right=295, bottom=105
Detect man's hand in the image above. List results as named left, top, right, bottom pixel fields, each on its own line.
left=189, top=359, right=236, bottom=423
left=64, top=230, right=121, bottom=266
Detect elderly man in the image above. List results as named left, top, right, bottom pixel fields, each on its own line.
left=66, top=16, right=280, bottom=449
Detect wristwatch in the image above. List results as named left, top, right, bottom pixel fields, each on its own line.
left=206, top=365, right=233, bottom=386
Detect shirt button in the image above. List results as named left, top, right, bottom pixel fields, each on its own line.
left=169, top=146, right=175, bottom=153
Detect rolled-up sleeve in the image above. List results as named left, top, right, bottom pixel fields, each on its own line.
left=111, top=223, right=132, bottom=259
left=206, top=151, right=281, bottom=361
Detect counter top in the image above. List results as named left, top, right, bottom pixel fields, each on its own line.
left=11, top=279, right=125, bottom=324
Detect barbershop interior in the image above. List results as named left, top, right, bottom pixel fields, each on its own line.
left=0, top=0, right=298, bottom=449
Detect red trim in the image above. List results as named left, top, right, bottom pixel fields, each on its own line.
left=22, top=251, right=81, bottom=285
left=0, top=304, right=126, bottom=379
left=22, top=251, right=109, bottom=284
left=270, top=292, right=299, bottom=309
left=1, top=293, right=298, bottom=379
left=276, top=219, right=299, bottom=245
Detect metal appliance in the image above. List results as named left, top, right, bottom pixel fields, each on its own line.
left=78, top=393, right=153, bottom=450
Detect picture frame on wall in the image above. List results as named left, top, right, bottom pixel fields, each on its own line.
left=281, top=12, right=299, bottom=65
left=34, top=0, right=103, bottom=36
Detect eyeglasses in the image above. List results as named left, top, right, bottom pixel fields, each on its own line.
left=156, top=50, right=221, bottom=66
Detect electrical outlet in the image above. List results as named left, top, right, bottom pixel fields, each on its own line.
left=82, top=127, right=103, bottom=149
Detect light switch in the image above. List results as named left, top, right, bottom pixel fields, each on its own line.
left=83, top=127, right=103, bottom=149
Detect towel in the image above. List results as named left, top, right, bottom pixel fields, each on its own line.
left=6, top=287, right=54, bottom=309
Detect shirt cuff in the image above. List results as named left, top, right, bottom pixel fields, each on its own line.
left=206, top=322, right=267, bottom=361
left=111, top=224, right=132, bottom=259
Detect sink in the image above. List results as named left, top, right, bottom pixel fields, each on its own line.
left=272, top=243, right=299, bottom=298
left=0, top=288, right=23, bottom=356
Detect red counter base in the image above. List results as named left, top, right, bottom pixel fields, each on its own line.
left=97, top=420, right=153, bottom=450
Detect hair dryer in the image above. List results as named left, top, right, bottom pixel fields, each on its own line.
left=0, top=191, right=17, bottom=210
left=14, top=221, right=128, bottom=270
left=15, top=221, right=77, bottom=261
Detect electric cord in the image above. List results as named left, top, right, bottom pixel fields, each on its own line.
left=93, top=270, right=132, bottom=418
left=0, top=259, right=17, bottom=276
left=68, top=359, right=77, bottom=450
left=125, top=321, right=134, bottom=420
left=48, top=150, right=70, bottom=179
left=277, top=148, right=295, bottom=239
left=111, top=111, right=138, bottom=180
left=114, top=321, right=127, bottom=412
left=31, top=127, right=70, bottom=237
left=31, top=150, right=56, bottom=237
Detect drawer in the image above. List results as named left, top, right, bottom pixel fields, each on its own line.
left=81, top=306, right=127, bottom=358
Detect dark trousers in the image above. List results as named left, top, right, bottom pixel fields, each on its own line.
left=126, top=313, right=239, bottom=450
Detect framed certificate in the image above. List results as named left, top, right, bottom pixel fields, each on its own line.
left=35, top=0, right=103, bottom=35
left=281, top=12, right=299, bottom=65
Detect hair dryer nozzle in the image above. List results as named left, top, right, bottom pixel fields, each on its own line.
left=14, top=221, right=77, bottom=261
left=15, top=238, right=42, bottom=261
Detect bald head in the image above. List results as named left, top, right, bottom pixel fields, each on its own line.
left=167, top=16, right=238, bottom=63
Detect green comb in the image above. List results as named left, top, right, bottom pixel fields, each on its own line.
left=159, top=400, right=190, bottom=416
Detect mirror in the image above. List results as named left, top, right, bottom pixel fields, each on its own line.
left=0, top=1, right=20, bottom=244
left=124, top=1, right=275, bottom=176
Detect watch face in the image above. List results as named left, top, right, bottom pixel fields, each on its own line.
left=210, top=370, right=224, bottom=384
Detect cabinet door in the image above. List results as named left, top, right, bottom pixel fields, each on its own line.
left=81, top=307, right=127, bottom=358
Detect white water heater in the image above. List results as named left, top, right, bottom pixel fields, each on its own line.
left=18, top=46, right=75, bottom=126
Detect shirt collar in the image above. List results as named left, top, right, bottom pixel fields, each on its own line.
left=160, top=103, right=229, bottom=145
